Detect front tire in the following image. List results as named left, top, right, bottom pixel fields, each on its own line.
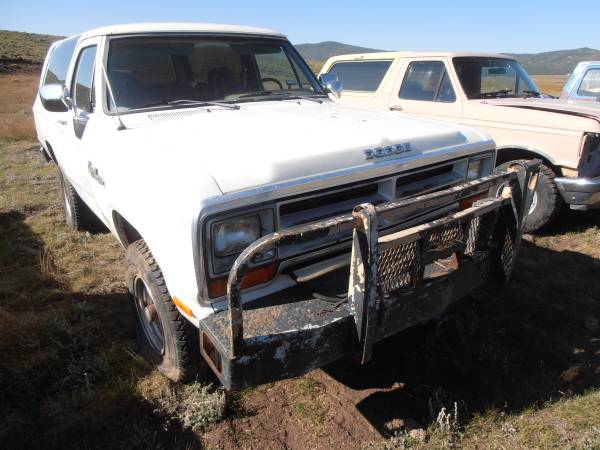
left=126, top=239, right=200, bottom=382
left=496, top=160, right=562, bottom=232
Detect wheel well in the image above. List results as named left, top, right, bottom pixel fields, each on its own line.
left=496, top=147, right=559, bottom=175
left=112, top=211, right=142, bottom=247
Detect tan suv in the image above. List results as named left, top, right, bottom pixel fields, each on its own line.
left=320, top=52, right=600, bottom=230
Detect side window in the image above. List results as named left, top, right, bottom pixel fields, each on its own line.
left=399, top=61, right=455, bottom=102
left=327, top=61, right=392, bottom=92
left=72, top=46, right=97, bottom=113
left=436, top=71, right=456, bottom=102
left=578, top=68, right=600, bottom=97
left=43, top=37, right=78, bottom=86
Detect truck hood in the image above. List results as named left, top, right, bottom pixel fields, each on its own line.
left=125, top=100, right=490, bottom=194
left=484, top=98, right=600, bottom=124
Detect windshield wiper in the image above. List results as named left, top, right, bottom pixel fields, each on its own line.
left=167, top=99, right=240, bottom=110
left=236, top=91, right=324, bottom=104
left=130, top=99, right=240, bottom=110
left=478, top=89, right=513, bottom=98
left=521, top=90, right=542, bottom=98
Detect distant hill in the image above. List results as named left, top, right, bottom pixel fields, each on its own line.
left=506, top=47, right=600, bottom=75
left=0, top=30, right=597, bottom=76
left=295, top=41, right=383, bottom=62
left=296, top=41, right=600, bottom=76
left=0, top=30, right=64, bottom=73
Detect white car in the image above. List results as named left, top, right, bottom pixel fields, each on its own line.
left=33, top=23, right=538, bottom=389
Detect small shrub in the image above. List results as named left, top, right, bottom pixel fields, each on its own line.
left=177, top=382, right=226, bottom=432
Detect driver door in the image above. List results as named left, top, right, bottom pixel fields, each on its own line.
left=61, top=37, right=102, bottom=215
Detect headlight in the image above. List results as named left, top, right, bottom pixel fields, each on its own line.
left=467, top=159, right=484, bottom=180
left=213, top=215, right=260, bottom=257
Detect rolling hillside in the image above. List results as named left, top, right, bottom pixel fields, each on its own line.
left=506, top=47, right=600, bottom=75
left=0, top=30, right=63, bottom=73
left=0, top=29, right=598, bottom=76
left=295, top=41, right=383, bottom=62
left=296, top=41, right=600, bottom=75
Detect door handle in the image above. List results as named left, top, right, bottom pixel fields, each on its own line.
left=57, top=120, right=67, bottom=125
left=389, top=105, right=403, bottom=111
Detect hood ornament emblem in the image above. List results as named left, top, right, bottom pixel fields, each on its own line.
left=364, top=143, right=412, bottom=160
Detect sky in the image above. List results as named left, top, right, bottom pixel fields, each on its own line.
left=2, top=0, right=599, bottom=54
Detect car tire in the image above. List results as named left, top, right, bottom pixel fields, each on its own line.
left=59, top=171, right=103, bottom=232
left=126, top=239, right=201, bottom=382
left=496, top=160, right=562, bottom=232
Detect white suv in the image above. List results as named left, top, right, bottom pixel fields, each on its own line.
left=33, top=23, right=538, bottom=389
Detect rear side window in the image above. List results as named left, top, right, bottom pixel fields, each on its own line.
left=399, top=61, right=455, bottom=102
left=327, top=60, right=392, bottom=92
left=578, top=68, right=600, bottom=97
left=72, top=46, right=97, bottom=113
left=43, top=37, right=78, bottom=86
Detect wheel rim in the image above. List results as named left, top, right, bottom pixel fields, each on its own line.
left=529, top=191, right=538, bottom=215
left=133, top=276, right=165, bottom=355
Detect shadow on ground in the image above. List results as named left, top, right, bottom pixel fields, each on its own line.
left=0, top=211, right=201, bottom=450
left=322, top=211, right=600, bottom=436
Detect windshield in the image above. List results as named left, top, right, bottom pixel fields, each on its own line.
left=453, top=57, right=541, bottom=99
left=106, top=36, right=324, bottom=112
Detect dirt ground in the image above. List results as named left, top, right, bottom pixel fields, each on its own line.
left=1, top=72, right=599, bottom=449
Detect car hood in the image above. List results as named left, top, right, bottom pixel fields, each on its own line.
left=123, top=100, right=490, bottom=194
left=484, top=98, right=600, bottom=123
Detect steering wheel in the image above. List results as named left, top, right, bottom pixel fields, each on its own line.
left=260, top=77, right=284, bottom=90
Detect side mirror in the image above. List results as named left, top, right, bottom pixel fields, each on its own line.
left=39, top=84, right=71, bottom=112
left=319, top=73, right=343, bottom=98
left=39, top=84, right=73, bottom=112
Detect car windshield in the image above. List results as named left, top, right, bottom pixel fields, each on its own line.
left=106, top=36, right=325, bottom=112
left=453, top=57, right=541, bottom=99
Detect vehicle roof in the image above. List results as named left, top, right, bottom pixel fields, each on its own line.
left=76, top=22, right=286, bottom=40
left=326, top=51, right=513, bottom=61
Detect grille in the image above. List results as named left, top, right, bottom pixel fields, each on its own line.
left=378, top=241, right=422, bottom=293
left=428, top=223, right=463, bottom=249
left=500, top=230, right=515, bottom=277
left=377, top=209, right=501, bottom=295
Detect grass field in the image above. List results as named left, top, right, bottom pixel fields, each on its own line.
left=532, top=75, right=569, bottom=97
left=1, top=71, right=599, bottom=449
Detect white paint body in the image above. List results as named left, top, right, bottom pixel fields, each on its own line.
left=32, top=25, right=496, bottom=325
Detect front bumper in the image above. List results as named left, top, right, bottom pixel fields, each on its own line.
left=555, top=176, right=600, bottom=210
left=198, top=161, right=540, bottom=390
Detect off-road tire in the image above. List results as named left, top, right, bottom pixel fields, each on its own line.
left=126, top=239, right=201, bottom=382
left=59, top=171, right=103, bottom=232
left=496, top=160, right=562, bottom=232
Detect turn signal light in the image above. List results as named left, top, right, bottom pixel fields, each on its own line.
left=208, top=263, right=277, bottom=298
left=172, top=296, right=195, bottom=318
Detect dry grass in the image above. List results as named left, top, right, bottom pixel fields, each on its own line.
left=0, top=73, right=38, bottom=141
left=0, top=30, right=61, bottom=63
left=532, top=74, right=569, bottom=97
